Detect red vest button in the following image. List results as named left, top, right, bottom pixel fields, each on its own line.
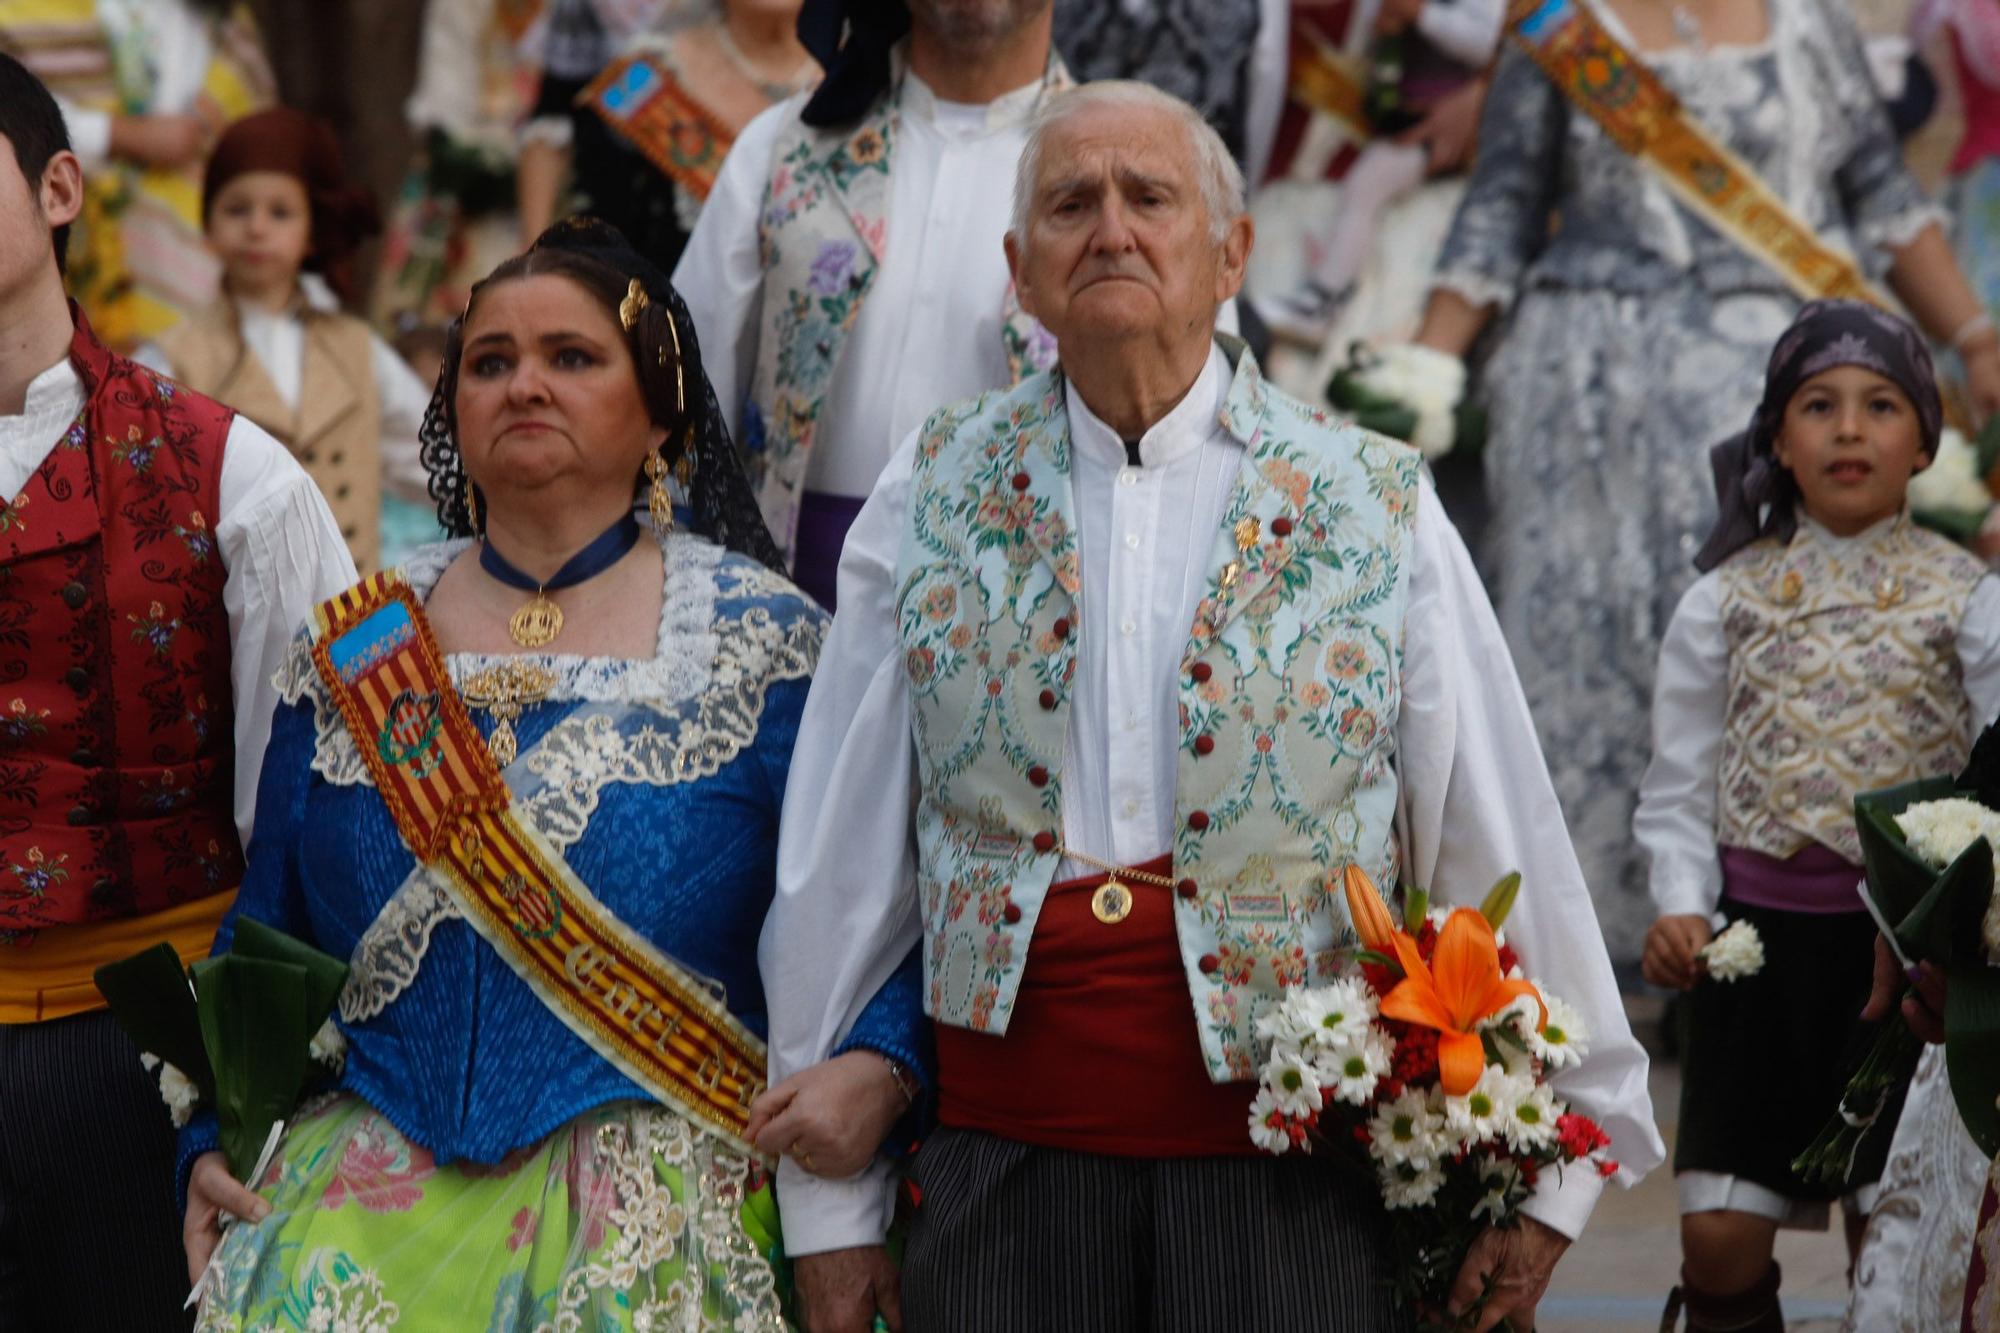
left=1052, top=617, right=1071, bottom=639
left=1271, top=517, right=1293, bottom=538
left=1027, top=766, right=1049, bottom=787
left=1011, top=471, right=1031, bottom=491
left=1039, top=689, right=1057, bottom=710
left=1003, top=902, right=1022, bottom=923
left=1033, top=831, right=1057, bottom=853
left=1187, top=810, right=1210, bottom=831
left=1198, top=953, right=1221, bottom=974
left=1189, top=662, right=1212, bottom=683
left=1177, top=878, right=1198, bottom=899
left=1193, top=734, right=1215, bottom=756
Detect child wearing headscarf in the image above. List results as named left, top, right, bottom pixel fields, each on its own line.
left=1634, top=300, right=2000, bottom=1332
left=139, top=106, right=436, bottom=574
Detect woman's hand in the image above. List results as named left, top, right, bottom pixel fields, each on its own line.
left=747, top=1051, right=911, bottom=1179
left=1396, top=75, right=1490, bottom=175
left=183, top=1151, right=269, bottom=1285
left=1962, top=334, right=2000, bottom=424
left=1641, top=913, right=1714, bottom=991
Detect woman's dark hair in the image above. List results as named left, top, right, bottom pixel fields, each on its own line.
left=422, top=245, right=695, bottom=537
left=0, top=51, right=74, bottom=276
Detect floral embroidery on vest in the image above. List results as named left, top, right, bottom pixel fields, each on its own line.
left=1717, top=516, right=1985, bottom=863
left=895, top=340, right=1418, bottom=1079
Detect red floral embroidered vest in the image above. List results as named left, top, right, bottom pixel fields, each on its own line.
left=0, top=309, right=242, bottom=941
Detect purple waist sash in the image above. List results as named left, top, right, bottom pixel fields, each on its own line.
left=1718, top=844, right=1865, bottom=915
left=792, top=490, right=868, bottom=612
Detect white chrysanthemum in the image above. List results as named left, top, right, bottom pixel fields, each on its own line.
left=1248, top=1086, right=1299, bottom=1155
left=1351, top=343, right=1466, bottom=460
left=1367, top=1086, right=1450, bottom=1171
left=139, top=1051, right=161, bottom=1072
left=1501, top=1083, right=1562, bottom=1155
left=1380, top=1159, right=1447, bottom=1210
left=157, top=1060, right=199, bottom=1128
left=1316, top=1025, right=1393, bottom=1106
left=1444, top=1064, right=1530, bottom=1150
left=309, top=1018, right=347, bottom=1071
left=1699, top=920, right=1766, bottom=982
left=1910, top=428, right=1995, bottom=516
left=1471, top=1154, right=1524, bottom=1223
left=1897, top=798, right=2000, bottom=875
left=1266, top=1051, right=1325, bottom=1118
left=1526, top=993, right=1588, bottom=1070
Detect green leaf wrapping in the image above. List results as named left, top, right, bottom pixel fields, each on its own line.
left=230, top=916, right=348, bottom=1036
left=193, top=955, right=311, bottom=1182
left=93, top=943, right=215, bottom=1102
left=1948, top=966, right=2000, bottom=1157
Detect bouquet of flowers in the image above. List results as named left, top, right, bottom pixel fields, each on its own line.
left=1325, top=342, right=1488, bottom=462
left=94, top=917, right=349, bottom=1181
left=1248, top=867, right=1616, bottom=1329
left=1795, top=722, right=2000, bottom=1183
left=1908, top=416, right=2000, bottom=545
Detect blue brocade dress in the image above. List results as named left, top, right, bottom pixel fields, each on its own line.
left=180, top=528, right=926, bottom=1332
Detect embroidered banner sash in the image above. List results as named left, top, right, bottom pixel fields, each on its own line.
left=310, top=574, right=768, bottom=1148
left=1505, top=0, right=1890, bottom=307
left=582, top=49, right=733, bottom=203
left=1290, top=34, right=1372, bottom=142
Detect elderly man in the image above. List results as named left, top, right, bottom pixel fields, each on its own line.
left=758, top=81, right=1664, bottom=1331
left=674, top=0, right=1068, bottom=609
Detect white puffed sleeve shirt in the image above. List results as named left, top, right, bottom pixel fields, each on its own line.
left=760, top=354, right=1665, bottom=1257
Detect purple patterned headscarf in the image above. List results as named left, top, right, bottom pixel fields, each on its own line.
left=1692, top=300, right=1942, bottom=572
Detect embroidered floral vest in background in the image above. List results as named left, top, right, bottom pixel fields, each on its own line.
left=894, top=339, right=1418, bottom=1080
left=744, top=57, right=1071, bottom=566
left=0, top=312, right=241, bottom=942
left=1717, top=515, right=1986, bottom=864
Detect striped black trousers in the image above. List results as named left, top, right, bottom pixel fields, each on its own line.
left=901, top=1127, right=1414, bottom=1332
left=0, top=1011, right=193, bottom=1332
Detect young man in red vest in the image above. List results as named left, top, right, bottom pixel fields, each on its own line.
left=0, top=53, right=356, bottom=1330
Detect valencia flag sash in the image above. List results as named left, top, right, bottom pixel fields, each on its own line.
left=582, top=48, right=735, bottom=203
left=311, top=574, right=768, bottom=1149
left=1505, top=0, right=1891, bottom=306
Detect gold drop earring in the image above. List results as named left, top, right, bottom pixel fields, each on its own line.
left=465, top=477, right=481, bottom=533
left=646, top=448, right=674, bottom=534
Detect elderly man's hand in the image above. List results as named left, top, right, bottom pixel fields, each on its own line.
left=748, top=1051, right=910, bottom=1178
left=1396, top=76, right=1489, bottom=174
left=794, top=1245, right=901, bottom=1333
left=1862, top=934, right=1947, bottom=1043
left=1446, top=1216, right=1569, bottom=1332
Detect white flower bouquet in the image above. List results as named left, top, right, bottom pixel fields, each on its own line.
left=1909, top=421, right=2000, bottom=545
left=1325, top=342, right=1487, bottom=462
left=1698, top=921, right=1765, bottom=982
left=1249, top=869, right=1616, bottom=1329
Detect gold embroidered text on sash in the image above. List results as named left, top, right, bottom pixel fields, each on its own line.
left=310, top=573, right=768, bottom=1149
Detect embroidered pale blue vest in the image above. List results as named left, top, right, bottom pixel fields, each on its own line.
left=893, top=338, right=1420, bottom=1080
left=745, top=58, right=1069, bottom=565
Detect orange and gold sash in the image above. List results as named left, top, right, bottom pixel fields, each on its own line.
left=311, top=574, right=768, bottom=1148
left=582, top=48, right=735, bottom=203
left=1506, top=0, right=1890, bottom=307
left=1290, top=33, right=1372, bottom=142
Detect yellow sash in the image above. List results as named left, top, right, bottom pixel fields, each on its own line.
left=582, top=49, right=735, bottom=204
left=1290, top=33, right=1373, bottom=142
left=310, top=574, right=768, bottom=1149
left=1505, top=0, right=1890, bottom=307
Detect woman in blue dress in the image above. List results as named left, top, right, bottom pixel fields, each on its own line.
left=174, top=219, right=926, bottom=1332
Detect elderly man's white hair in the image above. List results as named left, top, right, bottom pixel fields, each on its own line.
left=1009, top=81, right=1248, bottom=244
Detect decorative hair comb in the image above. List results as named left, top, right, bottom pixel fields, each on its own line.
left=619, top=277, right=650, bottom=331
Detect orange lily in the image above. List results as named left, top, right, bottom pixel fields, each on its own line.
left=1342, top=864, right=1399, bottom=951
left=1378, top=907, right=1547, bottom=1096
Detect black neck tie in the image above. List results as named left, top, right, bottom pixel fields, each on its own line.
left=1123, top=438, right=1143, bottom=468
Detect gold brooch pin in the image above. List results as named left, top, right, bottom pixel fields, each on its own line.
left=461, top=659, right=558, bottom=766
left=1233, top=517, right=1260, bottom=551
left=1875, top=574, right=1904, bottom=610
left=1777, top=570, right=1804, bottom=604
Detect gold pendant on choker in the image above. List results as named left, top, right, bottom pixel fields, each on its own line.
left=509, top=592, right=563, bottom=648
left=1092, top=877, right=1133, bottom=924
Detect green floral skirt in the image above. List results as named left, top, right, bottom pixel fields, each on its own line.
left=195, top=1093, right=791, bottom=1332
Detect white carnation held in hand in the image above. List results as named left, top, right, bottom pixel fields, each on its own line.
left=1698, top=920, right=1766, bottom=982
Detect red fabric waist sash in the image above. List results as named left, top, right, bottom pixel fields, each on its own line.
left=934, top=853, right=1258, bottom=1157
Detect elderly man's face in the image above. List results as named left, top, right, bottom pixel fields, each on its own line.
left=1008, top=102, right=1250, bottom=350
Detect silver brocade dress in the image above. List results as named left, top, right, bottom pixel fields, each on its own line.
left=1430, top=0, right=1940, bottom=959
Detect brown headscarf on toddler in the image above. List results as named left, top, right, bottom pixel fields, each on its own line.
left=201, top=107, right=380, bottom=305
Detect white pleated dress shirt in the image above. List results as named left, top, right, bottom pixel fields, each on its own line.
left=1636, top=513, right=2000, bottom=921
left=760, top=350, right=1665, bottom=1257
left=0, top=353, right=357, bottom=848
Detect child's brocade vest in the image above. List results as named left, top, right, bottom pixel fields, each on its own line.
left=894, top=339, right=1418, bottom=1080
left=1717, top=515, right=1986, bottom=864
